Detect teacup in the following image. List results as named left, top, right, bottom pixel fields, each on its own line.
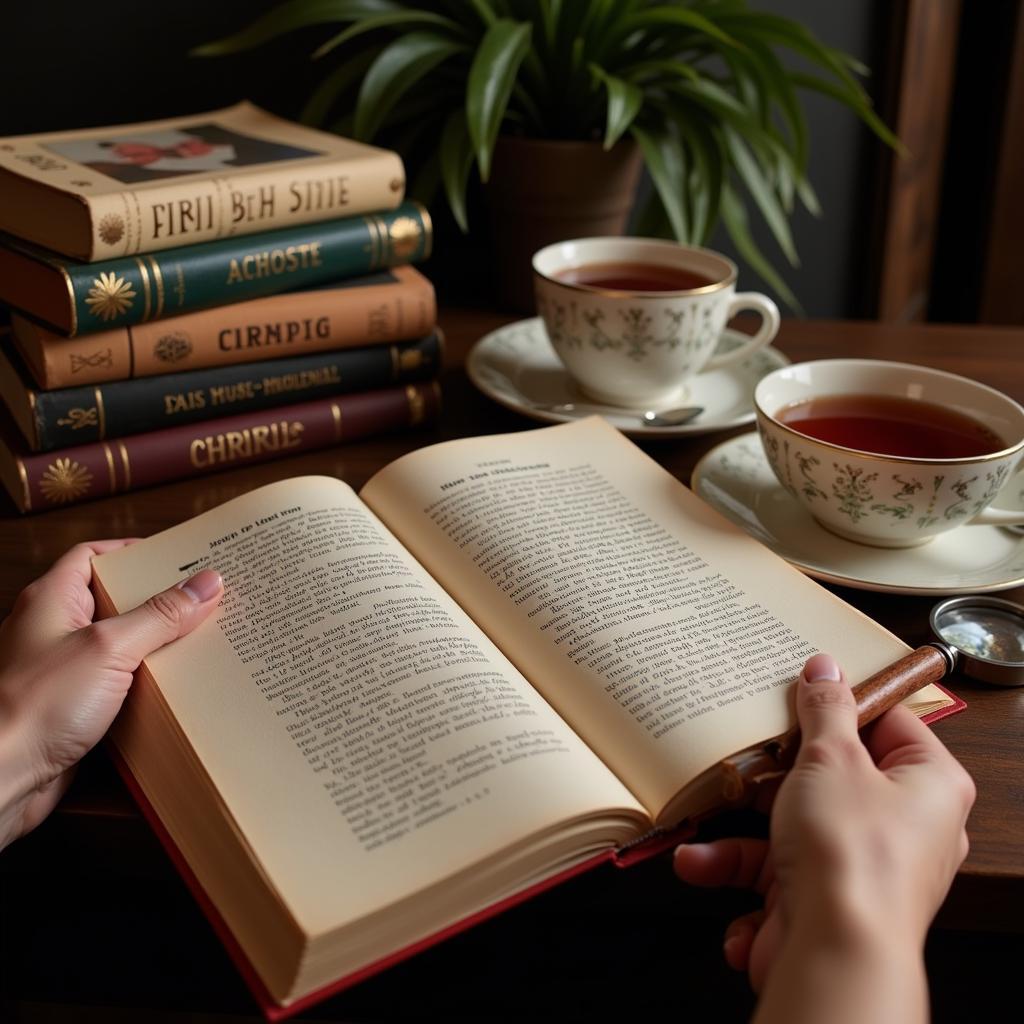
left=754, top=359, right=1024, bottom=547
left=532, top=237, right=780, bottom=407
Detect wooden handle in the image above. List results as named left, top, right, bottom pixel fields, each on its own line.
left=853, top=644, right=949, bottom=728
left=719, top=645, right=951, bottom=801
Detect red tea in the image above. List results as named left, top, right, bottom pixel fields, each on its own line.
left=776, top=393, right=1005, bottom=458
left=554, top=261, right=716, bottom=292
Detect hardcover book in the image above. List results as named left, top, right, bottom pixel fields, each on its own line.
left=8, top=265, right=437, bottom=387
left=88, top=417, right=958, bottom=1017
left=0, top=102, right=405, bottom=261
left=0, top=331, right=442, bottom=451
left=0, top=201, right=432, bottom=338
left=0, top=383, right=440, bottom=513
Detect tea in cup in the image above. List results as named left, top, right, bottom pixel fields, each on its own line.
left=533, top=237, right=780, bottom=408
left=754, top=359, right=1024, bottom=547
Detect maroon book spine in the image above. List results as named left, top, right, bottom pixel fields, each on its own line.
left=11, top=382, right=440, bottom=512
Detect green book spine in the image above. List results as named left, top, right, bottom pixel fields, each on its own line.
left=24, top=333, right=442, bottom=451
left=29, top=201, right=431, bottom=337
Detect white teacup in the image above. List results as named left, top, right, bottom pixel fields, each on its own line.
left=754, top=359, right=1024, bottom=547
left=533, top=237, right=780, bottom=408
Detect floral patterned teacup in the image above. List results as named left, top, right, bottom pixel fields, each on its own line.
left=754, top=359, right=1024, bottom=548
left=533, top=238, right=780, bottom=407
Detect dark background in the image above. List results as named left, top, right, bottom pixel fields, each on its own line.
left=2, top=1, right=1019, bottom=319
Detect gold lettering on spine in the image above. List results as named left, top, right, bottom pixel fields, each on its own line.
left=373, top=215, right=390, bottom=266
left=27, top=391, right=39, bottom=449
left=389, top=345, right=399, bottom=381
left=15, top=457, right=30, bottom=512
left=331, top=402, right=342, bottom=441
left=117, top=442, right=131, bottom=490
left=102, top=443, right=117, bottom=493
left=148, top=257, right=165, bottom=319
left=94, top=387, right=106, bottom=439
left=60, top=266, right=78, bottom=337
left=406, top=384, right=426, bottom=426
left=412, top=202, right=434, bottom=260
left=135, top=258, right=152, bottom=322
left=363, top=215, right=381, bottom=269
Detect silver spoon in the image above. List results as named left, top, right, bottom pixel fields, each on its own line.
left=536, top=402, right=704, bottom=427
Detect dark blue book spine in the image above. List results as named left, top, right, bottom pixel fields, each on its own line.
left=29, top=333, right=441, bottom=451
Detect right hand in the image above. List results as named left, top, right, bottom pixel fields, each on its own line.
left=674, top=653, right=975, bottom=1008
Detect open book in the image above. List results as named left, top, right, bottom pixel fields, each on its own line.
left=90, top=417, right=956, bottom=1017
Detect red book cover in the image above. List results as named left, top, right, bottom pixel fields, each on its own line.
left=2, top=381, right=440, bottom=513
left=106, top=683, right=965, bottom=1020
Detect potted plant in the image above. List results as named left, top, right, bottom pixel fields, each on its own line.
left=196, top=1, right=897, bottom=310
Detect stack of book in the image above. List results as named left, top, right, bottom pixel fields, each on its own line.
left=0, top=103, right=441, bottom=513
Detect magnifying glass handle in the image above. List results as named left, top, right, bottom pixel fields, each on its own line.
left=720, top=643, right=957, bottom=800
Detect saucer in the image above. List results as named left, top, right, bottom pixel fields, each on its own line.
left=691, top=432, right=1024, bottom=595
left=466, top=317, right=790, bottom=438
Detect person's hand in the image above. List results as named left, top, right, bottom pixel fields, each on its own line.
left=674, top=653, right=975, bottom=1024
left=0, top=540, right=222, bottom=851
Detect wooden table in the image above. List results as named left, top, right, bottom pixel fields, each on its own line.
left=2, top=311, right=1023, bottom=1019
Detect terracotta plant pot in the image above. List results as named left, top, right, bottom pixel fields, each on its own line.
left=485, top=136, right=644, bottom=312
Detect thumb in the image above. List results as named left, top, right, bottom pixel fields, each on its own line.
left=88, top=569, right=223, bottom=670
left=794, top=652, right=858, bottom=750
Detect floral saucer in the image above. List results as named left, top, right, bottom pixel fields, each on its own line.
left=466, top=317, right=789, bottom=438
left=691, top=432, right=1024, bottom=595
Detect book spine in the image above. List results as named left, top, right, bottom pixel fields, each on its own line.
left=85, top=148, right=406, bottom=260
left=11, top=383, right=441, bottom=513
left=56, top=201, right=431, bottom=336
left=15, top=266, right=436, bottom=387
left=28, top=333, right=442, bottom=451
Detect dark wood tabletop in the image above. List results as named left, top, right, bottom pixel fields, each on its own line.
left=2, top=311, right=1024, bottom=1019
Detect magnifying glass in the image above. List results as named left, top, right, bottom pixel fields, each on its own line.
left=930, top=596, right=1024, bottom=687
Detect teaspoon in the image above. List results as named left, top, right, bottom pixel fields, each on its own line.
left=536, top=402, right=704, bottom=427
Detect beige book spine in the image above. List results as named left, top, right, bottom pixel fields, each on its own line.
left=86, top=152, right=406, bottom=261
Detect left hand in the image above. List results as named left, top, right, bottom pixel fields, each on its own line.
left=0, top=540, right=222, bottom=850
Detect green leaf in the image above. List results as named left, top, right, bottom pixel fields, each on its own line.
left=313, top=11, right=464, bottom=60
left=718, top=12, right=866, bottom=101
left=355, top=31, right=467, bottom=141
left=439, top=112, right=475, bottom=232
left=467, top=19, right=532, bottom=180
left=617, top=6, right=744, bottom=51
left=191, top=0, right=401, bottom=56
left=468, top=0, right=499, bottom=27
left=630, top=123, right=689, bottom=243
left=589, top=64, right=643, bottom=149
left=299, top=50, right=376, bottom=125
left=615, top=58, right=699, bottom=85
left=720, top=186, right=802, bottom=313
left=790, top=72, right=904, bottom=153
left=724, top=126, right=798, bottom=266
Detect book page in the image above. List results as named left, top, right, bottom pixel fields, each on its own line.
left=361, top=418, right=948, bottom=823
left=92, top=476, right=646, bottom=943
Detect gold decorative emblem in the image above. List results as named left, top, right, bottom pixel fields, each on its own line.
left=406, top=384, right=426, bottom=425
left=98, top=213, right=125, bottom=245
left=39, top=457, right=93, bottom=504
left=398, top=349, right=424, bottom=371
left=388, top=216, right=422, bottom=259
left=85, top=272, right=136, bottom=321
left=154, top=332, right=192, bottom=363
left=69, top=348, right=114, bottom=375
left=56, top=406, right=99, bottom=431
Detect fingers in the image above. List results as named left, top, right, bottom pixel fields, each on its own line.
left=862, top=704, right=946, bottom=767
left=793, top=653, right=859, bottom=755
left=9, top=540, right=143, bottom=639
left=724, top=910, right=764, bottom=972
left=674, top=838, right=773, bottom=893
left=82, top=569, right=223, bottom=671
